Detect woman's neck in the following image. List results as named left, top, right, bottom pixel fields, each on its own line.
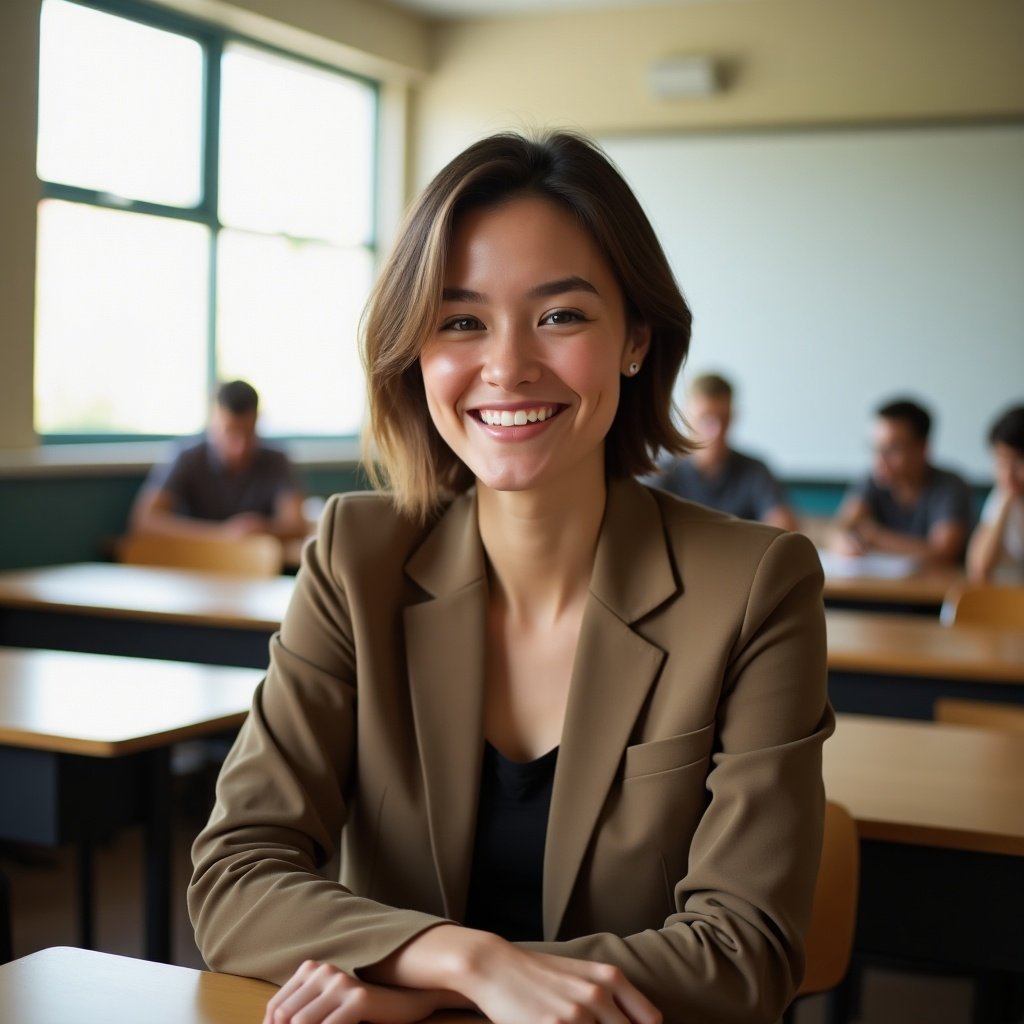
left=476, top=465, right=606, bottom=626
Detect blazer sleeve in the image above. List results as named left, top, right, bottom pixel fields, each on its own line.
left=519, top=531, right=834, bottom=1024
left=187, top=499, right=449, bottom=984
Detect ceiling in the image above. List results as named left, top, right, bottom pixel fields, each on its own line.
left=386, top=0, right=709, bottom=20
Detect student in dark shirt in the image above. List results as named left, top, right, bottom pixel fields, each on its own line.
left=646, top=373, right=797, bottom=530
left=830, top=397, right=971, bottom=565
left=130, top=379, right=308, bottom=541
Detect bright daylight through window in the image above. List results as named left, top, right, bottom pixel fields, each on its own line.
left=35, top=0, right=377, bottom=439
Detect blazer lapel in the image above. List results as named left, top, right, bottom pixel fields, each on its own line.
left=543, top=479, right=680, bottom=939
left=404, top=492, right=487, bottom=922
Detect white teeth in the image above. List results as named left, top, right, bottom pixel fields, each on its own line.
left=479, top=406, right=556, bottom=426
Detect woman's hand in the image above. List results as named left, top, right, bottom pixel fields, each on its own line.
left=262, top=960, right=443, bottom=1024
left=459, top=939, right=662, bottom=1024
left=365, top=924, right=661, bottom=1024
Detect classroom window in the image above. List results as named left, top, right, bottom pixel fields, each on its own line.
left=35, top=0, right=377, bottom=439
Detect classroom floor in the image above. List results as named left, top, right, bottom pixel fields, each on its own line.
left=0, top=774, right=976, bottom=1024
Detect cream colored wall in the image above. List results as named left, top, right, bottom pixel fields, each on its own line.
left=413, top=0, right=1024, bottom=182
left=154, top=0, right=430, bottom=79
left=0, top=0, right=429, bottom=452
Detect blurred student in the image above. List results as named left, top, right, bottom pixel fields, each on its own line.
left=967, top=404, right=1024, bottom=582
left=830, top=397, right=971, bottom=565
left=130, top=379, right=308, bottom=541
left=645, top=373, right=798, bottom=531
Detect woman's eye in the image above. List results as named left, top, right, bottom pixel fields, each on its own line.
left=441, top=315, right=483, bottom=332
left=541, top=309, right=585, bottom=326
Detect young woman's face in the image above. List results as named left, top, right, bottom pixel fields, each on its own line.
left=418, top=195, right=648, bottom=496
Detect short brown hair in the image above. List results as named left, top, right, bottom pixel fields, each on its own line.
left=876, top=397, right=931, bottom=443
left=688, top=373, right=733, bottom=402
left=215, top=380, right=259, bottom=416
left=361, top=130, right=693, bottom=520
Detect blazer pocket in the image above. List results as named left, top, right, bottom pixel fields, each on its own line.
left=622, top=724, right=714, bottom=780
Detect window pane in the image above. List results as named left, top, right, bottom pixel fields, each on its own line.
left=217, top=230, right=371, bottom=435
left=37, top=0, right=203, bottom=206
left=219, top=45, right=375, bottom=244
left=35, top=200, right=209, bottom=434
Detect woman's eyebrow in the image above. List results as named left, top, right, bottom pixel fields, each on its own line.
left=528, top=276, right=599, bottom=299
left=441, top=286, right=484, bottom=302
left=441, top=276, right=600, bottom=305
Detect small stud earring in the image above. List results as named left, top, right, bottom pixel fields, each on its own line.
left=628, top=361, right=640, bottom=376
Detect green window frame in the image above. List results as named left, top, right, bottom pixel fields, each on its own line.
left=36, top=0, right=379, bottom=443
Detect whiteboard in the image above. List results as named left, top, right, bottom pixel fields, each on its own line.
left=601, top=124, right=1024, bottom=481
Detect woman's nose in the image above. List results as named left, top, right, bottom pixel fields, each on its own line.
left=480, top=322, right=542, bottom=390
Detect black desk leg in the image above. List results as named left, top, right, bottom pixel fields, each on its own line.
left=143, top=747, right=172, bottom=963
left=76, top=841, right=94, bottom=949
left=0, top=866, right=12, bottom=963
left=973, top=970, right=1024, bottom=1024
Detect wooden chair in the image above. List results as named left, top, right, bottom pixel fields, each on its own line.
left=117, top=532, right=283, bottom=577
left=937, top=586, right=1024, bottom=737
left=935, top=698, right=1024, bottom=737
left=940, top=584, right=1024, bottom=628
left=783, top=801, right=860, bottom=1024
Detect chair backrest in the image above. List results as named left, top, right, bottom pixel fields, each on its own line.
left=935, top=698, right=1024, bottom=737
left=118, top=532, right=283, bottom=578
left=940, top=584, right=1024, bottom=628
left=797, top=800, right=860, bottom=997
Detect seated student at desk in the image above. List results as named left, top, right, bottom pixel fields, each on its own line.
left=643, top=372, right=798, bottom=531
left=130, top=380, right=308, bottom=541
left=830, top=397, right=971, bottom=566
left=967, top=403, right=1024, bottom=582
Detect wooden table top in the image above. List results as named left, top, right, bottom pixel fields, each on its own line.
left=0, top=562, right=294, bottom=630
left=0, top=947, right=480, bottom=1024
left=0, top=647, right=261, bottom=756
left=826, top=609, right=1024, bottom=682
left=821, top=563, right=964, bottom=606
left=825, top=713, right=1024, bottom=856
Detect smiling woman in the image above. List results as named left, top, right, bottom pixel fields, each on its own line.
left=188, top=131, right=833, bottom=1024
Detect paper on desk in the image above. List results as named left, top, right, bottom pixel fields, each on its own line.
left=817, top=550, right=921, bottom=579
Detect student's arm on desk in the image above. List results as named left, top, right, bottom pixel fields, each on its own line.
left=829, top=496, right=964, bottom=565
left=966, top=489, right=1015, bottom=582
left=860, top=518, right=965, bottom=565
left=130, top=487, right=265, bottom=539
left=828, top=495, right=872, bottom=555
left=130, top=486, right=308, bottom=541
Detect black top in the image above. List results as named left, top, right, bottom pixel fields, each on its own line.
left=464, top=741, right=558, bottom=941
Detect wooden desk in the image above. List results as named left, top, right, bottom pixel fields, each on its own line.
left=0, top=647, right=261, bottom=962
left=822, top=564, right=964, bottom=616
left=5, top=722, right=1018, bottom=1019
left=825, top=715, right=1024, bottom=998
left=826, top=610, right=1024, bottom=719
left=0, top=563, right=293, bottom=668
left=0, top=946, right=481, bottom=1024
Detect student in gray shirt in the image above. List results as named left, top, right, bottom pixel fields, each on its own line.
left=644, top=373, right=798, bottom=531
left=130, top=380, right=308, bottom=541
left=830, top=397, right=971, bottom=565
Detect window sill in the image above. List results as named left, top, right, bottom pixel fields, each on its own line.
left=0, top=438, right=364, bottom=479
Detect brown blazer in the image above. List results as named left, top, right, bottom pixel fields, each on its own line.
left=189, top=478, right=832, bottom=1024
